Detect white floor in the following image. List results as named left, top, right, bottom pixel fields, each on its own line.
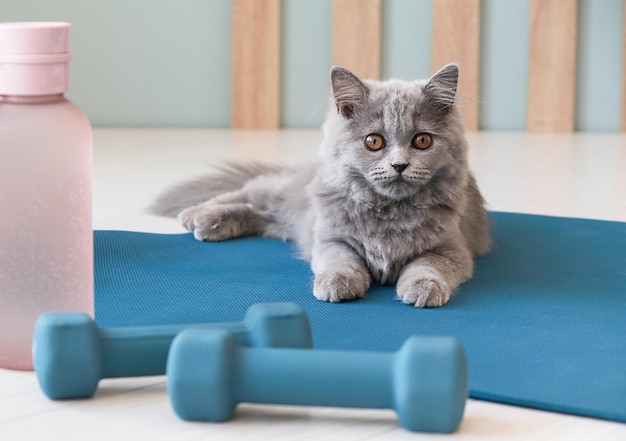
left=1, top=129, right=625, bottom=440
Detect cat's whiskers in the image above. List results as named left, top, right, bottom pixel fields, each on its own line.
left=370, top=166, right=431, bottom=184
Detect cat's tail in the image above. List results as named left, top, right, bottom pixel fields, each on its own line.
left=148, top=162, right=286, bottom=217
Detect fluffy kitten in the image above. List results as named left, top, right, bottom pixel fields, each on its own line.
left=151, top=64, right=491, bottom=307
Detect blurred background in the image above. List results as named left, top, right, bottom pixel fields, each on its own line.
left=1, top=0, right=623, bottom=132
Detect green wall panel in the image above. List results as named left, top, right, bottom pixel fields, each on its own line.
left=280, top=0, right=332, bottom=129
left=576, top=0, right=623, bottom=131
left=479, top=0, right=529, bottom=131
left=381, top=0, right=432, bottom=81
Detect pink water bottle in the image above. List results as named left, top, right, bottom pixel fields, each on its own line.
left=0, top=22, right=93, bottom=370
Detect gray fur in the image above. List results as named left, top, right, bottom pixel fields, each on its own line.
left=151, top=63, right=492, bottom=307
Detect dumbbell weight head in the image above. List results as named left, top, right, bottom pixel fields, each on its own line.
left=33, top=313, right=101, bottom=399
left=243, top=303, right=312, bottom=349
left=167, top=328, right=238, bottom=422
left=393, top=337, right=467, bottom=432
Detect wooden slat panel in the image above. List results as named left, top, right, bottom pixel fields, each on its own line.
left=332, top=0, right=381, bottom=79
left=527, top=0, right=577, bottom=132
left=232, top=0, right=280, bottom=129
left=622, top=0, right=626, bottom=131
left=431, top=0, right=481, bottom=131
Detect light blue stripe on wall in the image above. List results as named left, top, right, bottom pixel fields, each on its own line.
left=281, top=0, right=332, bottom=128
left=575, top=0, right=623, bottom=132
left=0, top=0, right=232, bottom=128
left=381, top=0, right=432, bottom=81
left=479, top=0, right=529, bottom=131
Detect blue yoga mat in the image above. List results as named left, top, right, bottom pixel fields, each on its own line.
left=95, top=212, right=626, bottom=422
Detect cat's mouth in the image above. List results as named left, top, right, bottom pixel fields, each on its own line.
left=394, top=171, right=430, bottom=185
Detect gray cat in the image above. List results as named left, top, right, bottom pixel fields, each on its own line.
left=151, top=63, right=491, bottom=307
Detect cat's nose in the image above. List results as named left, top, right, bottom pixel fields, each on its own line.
left=391, top=162, right=408, bottom=174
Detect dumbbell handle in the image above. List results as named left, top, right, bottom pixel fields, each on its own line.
left=237, top=348, right=393, bottom=408
left=100, top=322, right=253, bottom=378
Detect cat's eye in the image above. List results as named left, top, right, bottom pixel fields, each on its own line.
left=412, top=133, right=432, bottom=150
left=364, top=134, right=385, bottom=151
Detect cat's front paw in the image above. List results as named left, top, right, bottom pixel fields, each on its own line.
left=396, top=274, right=451, bottom=308
left=313, top=269, right=370, bottom=303
left=178, top=204, right=255, bottom=242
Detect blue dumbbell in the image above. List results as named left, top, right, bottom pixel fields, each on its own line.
left=33, top=303, right=312, bottom=400
left=167, top=328, right=467, bottom=433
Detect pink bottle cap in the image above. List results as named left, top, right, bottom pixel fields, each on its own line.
left=0, top=22, right=72, bottom=96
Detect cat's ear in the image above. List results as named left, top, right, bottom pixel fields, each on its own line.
left=330, top=66, right=368, bottom=119
left=423, top=63, right=459, bottom=110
